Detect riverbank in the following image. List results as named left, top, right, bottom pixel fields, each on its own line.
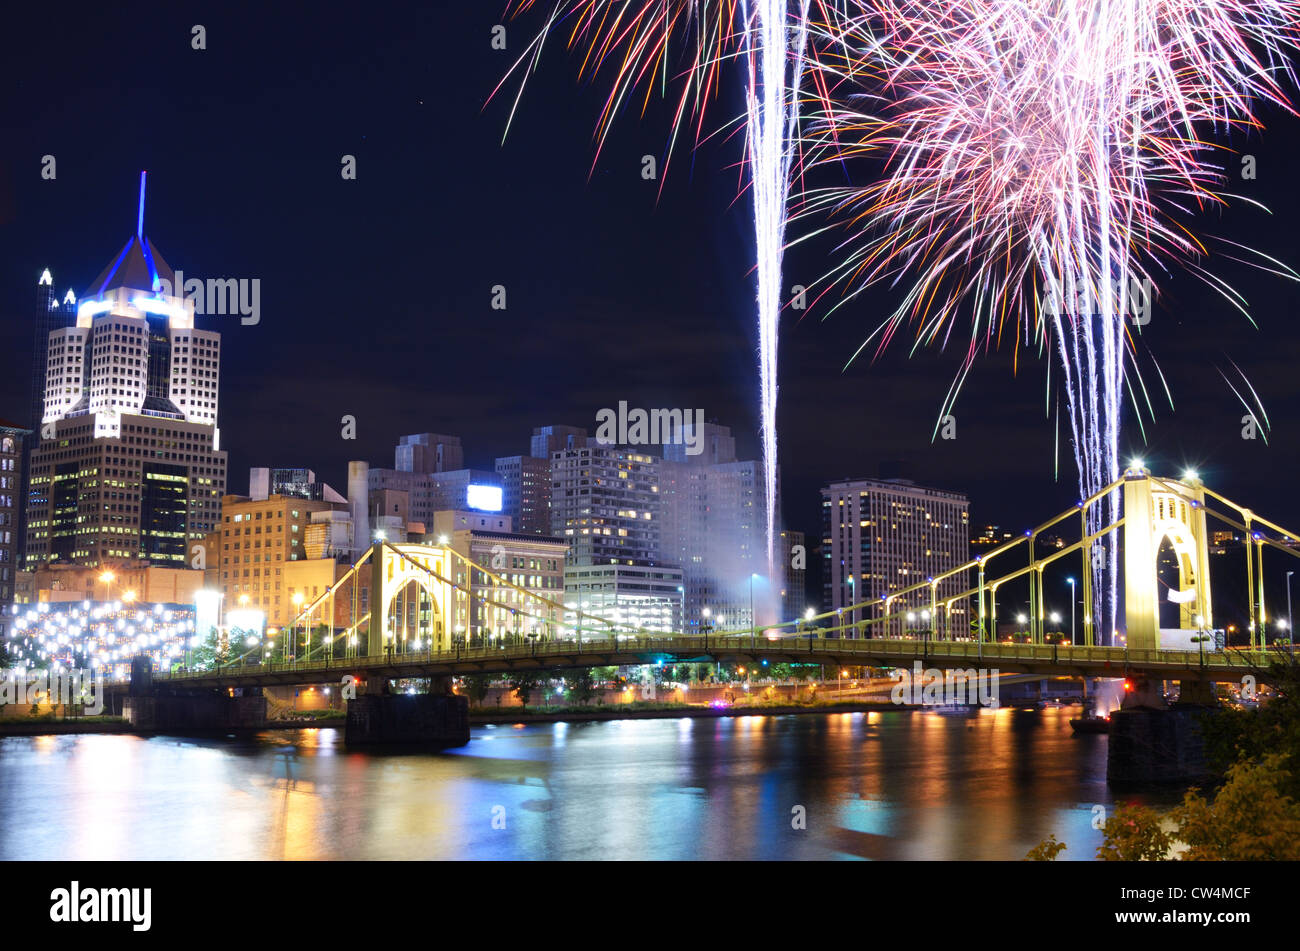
left=0, top=717, right=131, bottom=736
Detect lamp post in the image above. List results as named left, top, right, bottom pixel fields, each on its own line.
left=291, top=592, right=305, bottom=663
left=1050, top=611, right=1063, bottom=644
left=1066, top=577, right=1076, bottom=645
left=1193, top=615, right=1209, bottom=666
left=98, top=570, right=115, bottom=603
left=1287, top=571, right=1294, bottom=645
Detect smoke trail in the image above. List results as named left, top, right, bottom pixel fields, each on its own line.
left=742, top=0, right=811, bottom=578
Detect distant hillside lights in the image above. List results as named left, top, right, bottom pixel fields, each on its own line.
left=595, top=402, right=705, bottom=456
left=154, top=270, right=260, bottom=325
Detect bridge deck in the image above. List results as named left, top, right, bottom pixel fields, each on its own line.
left=109, top=636, right=1294, bottom=692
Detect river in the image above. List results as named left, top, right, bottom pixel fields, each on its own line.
left=0, top=706, right=1179, bottom=860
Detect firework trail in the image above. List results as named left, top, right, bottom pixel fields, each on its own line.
left=798, top=0, right=1300, bottom=640
left=495, top=1, right=818, bottom=585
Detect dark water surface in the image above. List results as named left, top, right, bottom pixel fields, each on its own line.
left=0, top=708, right=1178, bottom=860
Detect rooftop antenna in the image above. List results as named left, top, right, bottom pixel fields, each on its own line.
left=137, top=170, right=147, bottom=239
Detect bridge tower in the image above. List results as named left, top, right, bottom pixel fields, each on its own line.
left=367, top=541, right=453, bottom=657
left=1121, top=469, right=1213, bottom=651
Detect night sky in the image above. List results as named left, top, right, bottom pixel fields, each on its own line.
left=3, top=2, right=1299, bottom=618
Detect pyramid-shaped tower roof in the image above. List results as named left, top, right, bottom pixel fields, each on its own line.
left=85, top=171, right=175, bottom=297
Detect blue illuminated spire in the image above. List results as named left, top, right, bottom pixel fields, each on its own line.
left=85, top=171, right=174, bottom=298
left=137, top=170, right=147, bottom=239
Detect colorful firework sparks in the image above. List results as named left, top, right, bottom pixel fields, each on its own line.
left=494, top=1, right=822, bottom=586
left=797, top=0, right=1300, bottom=639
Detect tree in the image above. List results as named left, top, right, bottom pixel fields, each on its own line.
left=190, top=626, right=242, bottom=670
left=461, top=675, right=491, bottom=706
left=564, top=669, right=596, bottom=705
left=1025, top=835, right=1066, bottom=861
left=1199, top=657, right=1300, bottom=801
left=509, top=672, right=542, bottom=710
left=1096, top=804, right=1175, bottom=861
left=1171, top=753, right=1300, bottom=860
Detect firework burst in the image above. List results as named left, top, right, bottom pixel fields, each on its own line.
left=798, top=0, right=1300, bottom=639
left=496, top=1, right=822, bottom=585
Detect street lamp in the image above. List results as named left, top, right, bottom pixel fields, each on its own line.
left=1193, top=614, right=1210, bottom=665
left=291, top=592, right=305, bottom=662
left=1287, top=571, right=1295, bottom=644
left=1066, top=576, right=1076, bottom=645
left=98, top=570, right=115, bottom=602
left=1016, top=613, right=1028, bottom=642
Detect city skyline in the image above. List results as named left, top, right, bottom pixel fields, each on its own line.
left=3, top=1, right=1300, bottom=878
left=3, top=6, right=1298, bottom=562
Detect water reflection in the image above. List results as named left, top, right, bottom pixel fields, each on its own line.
left=0, top=709, right=1179, bottom=860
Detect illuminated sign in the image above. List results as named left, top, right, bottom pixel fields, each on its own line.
left=466, top=484, right=503, bottom=513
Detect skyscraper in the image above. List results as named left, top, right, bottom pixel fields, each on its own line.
left=19, top=271, right=77, bottom=568
left=24, top=174, right=228, bottom=569
left=494, top=454, right=550, bottom=534
left=660, top=423, right=775, bottom=631
left=821, top=477, right=970, bottom=637
left=550, top=444, right=682, bottom=632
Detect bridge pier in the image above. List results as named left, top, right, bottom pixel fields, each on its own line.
left=343, top=674, right=469, bottom=749
left=123, top=657, right=267, bottom=732
left=1107, top=675, right=1217, bottom=787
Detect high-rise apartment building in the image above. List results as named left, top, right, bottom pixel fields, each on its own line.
left=550, top=444, right=682, bottom=632
left=821, top=477, right=970, bottom=637
left=494, top=455, right=550, bottom=534
left=24, top=181, right=227, bottom=569
left=550, top=446, right=664, bottom=566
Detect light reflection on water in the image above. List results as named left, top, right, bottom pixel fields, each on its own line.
left=0, top=709, right=1179, bottom=860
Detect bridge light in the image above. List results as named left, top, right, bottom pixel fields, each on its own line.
left=1123, top=679, right=1133, bottom=692
left=1183, top=469, right=1198, bottom=481
left=1130, top=458, right=1144, bottom=471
